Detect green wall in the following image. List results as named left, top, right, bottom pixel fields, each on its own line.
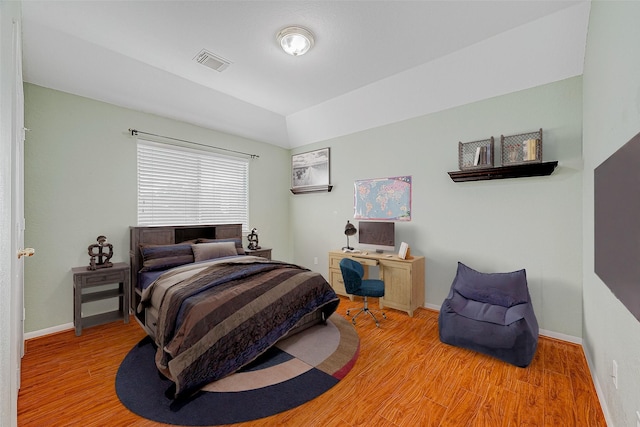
left=24, top=77, right=584, bottom=345
left=582, top=2, right=640, bottom=425
left=23, top=84, right=291, bottom=333
left=291, top=76, right=584, bottom=338
left=24, top=77, right=584, bottom=339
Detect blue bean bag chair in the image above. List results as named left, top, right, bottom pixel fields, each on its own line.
left=438, top=262, right=539, bottom=367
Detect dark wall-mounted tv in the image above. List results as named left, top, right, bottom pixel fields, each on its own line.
left=595, top=130, right=640, bottom=323
left=358, top=221, right=395, bottom=253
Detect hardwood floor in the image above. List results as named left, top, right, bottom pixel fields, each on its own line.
left=18, top=296, right=606, bottom=426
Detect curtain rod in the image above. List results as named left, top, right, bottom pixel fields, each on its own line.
left=129, top=129, right=259, bottom=159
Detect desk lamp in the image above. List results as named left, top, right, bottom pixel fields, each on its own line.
left=342, top=221, right=357, bottom=251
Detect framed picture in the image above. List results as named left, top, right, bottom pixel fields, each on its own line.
left=398, top=242, right=410, bottom=260
left=291, top=148, right=331, bottom=193
left=354, top=176, right=412, bottom=220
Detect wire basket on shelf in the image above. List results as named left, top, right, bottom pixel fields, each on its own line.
left=501, top=129, right=543, bottom=166
left=458, top=137, right=494, bottom=170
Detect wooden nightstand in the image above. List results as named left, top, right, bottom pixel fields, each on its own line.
left=245, top=248, right=272, bottom=260
left=72, top=262, right=130, bottom=336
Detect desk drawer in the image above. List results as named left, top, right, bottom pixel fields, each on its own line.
left=352, top=256, right=379, bottom=266
left=329, top=256, right=343, bottom=269
left=329, top=269, right=347, bottom=296
left=330, top=254, right=379, bottom=267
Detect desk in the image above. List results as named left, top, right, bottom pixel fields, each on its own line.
left=72, top=262, right=130, bottom=336
left=328, top=251, right=425, bottom=317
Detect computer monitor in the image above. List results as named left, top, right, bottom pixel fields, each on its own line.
left=358, top=221, right=395, bottom=253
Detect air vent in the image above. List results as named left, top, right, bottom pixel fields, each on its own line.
left=194, top=49, right=231, bottom=72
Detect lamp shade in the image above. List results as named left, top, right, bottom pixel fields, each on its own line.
left=344, top=221, right=357, bottom=236
left=342, top=220, right=357, bottom=251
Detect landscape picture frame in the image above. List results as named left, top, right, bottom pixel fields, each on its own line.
left=290, top=147, right=332, bottom=194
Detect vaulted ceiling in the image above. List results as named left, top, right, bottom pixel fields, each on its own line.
left=21, top=1, right=590, bottom=148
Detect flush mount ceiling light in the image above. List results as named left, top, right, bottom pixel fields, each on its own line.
left=277, top=26, right=315, bottom=56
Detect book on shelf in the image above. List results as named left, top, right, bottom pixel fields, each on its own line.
left=522, top=138, right=540, bottom=161
left=473, top=145, right=490, bottom=166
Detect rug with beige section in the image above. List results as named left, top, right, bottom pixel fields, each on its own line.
left=116, top=313, right=359, bottom=426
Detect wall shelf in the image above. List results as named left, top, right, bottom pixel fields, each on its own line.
left=290, top=185, right=333, bottom=194
left=448, top=161, right=558, bottom=182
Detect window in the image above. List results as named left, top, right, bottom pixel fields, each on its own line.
left=137, top=139, right=249, bottom=231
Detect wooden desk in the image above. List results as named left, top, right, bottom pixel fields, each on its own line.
left=328, top=250, right=425, bottom=317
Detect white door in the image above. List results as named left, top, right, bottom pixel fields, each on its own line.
left=13, top=127, right=25, bottom=370
left=11, top=16, right=26, bottom=392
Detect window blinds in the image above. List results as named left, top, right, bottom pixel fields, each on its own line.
left=137, top=139, right=249, bottom=231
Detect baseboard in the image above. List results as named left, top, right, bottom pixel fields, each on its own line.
left=29, top=308, right=583, bottom=347
left=424, top=302, right=441, bottom=311
left=538, top=328, right=582, bottom=345
left=24, top=322, right=73, bottom=340
left=584, top=346, right=614, bottom=427
left=422, top=303, right=583, bottom=344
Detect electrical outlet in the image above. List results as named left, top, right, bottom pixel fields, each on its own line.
left=314, top=257, right=318, bottom=265
left=612, top=360, right=618, bottom=389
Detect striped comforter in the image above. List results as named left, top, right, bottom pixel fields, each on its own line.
left=139, top=257, right=339, bottom=399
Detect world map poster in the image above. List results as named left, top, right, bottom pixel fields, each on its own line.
left=354, top=176, right=412, bottom=221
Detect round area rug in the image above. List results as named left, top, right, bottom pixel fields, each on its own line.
left=115, top=313, right=359, bottom=426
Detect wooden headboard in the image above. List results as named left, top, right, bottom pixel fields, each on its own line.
left=129, top=223, right=243, bottom=312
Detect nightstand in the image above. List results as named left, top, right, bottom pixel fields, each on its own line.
left=245, top=248, right=272, bottom=260
left=72, top=262, right=130, bottom=336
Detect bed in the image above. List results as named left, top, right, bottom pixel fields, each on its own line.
left=129, top=224, right=340, bottom=399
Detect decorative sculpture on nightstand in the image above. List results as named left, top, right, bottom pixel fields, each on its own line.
left=247, top=228, right=261, bottom=250
left=87, top=235, right=113, bottom=270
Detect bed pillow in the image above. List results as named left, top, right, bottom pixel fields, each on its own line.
left=192, top=241, right=239, bottom=262
left=452, top=262, right=529, bottom=308
left=197, top=238, right=245, bottom=255
left=177, top=239, right=199, bottom=245
left=139, top=244, right=194, bottom=272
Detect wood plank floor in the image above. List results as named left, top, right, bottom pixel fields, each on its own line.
left=18, top=296, right=607, bottom=426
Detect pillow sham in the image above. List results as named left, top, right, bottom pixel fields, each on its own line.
left=177, top=239, right=199, bottom=245
left=139, top=244, right=194, bottom=272
left=192, top=241, right=238, bottom=262
left=197, top=238, right=245, bottom=255
left=451, top=262, right=529, bottom=308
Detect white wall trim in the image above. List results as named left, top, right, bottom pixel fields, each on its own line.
left=24, top=322, right=73, bottom=341
left=424, top=302, right=441, bottom=312
left=538, top=328, right=582, bottom=345
left=27, top=307, right=584, bottom=344
left=584, top=344, right=614, bottom=427
left=423, top=303, right=582, bottom=344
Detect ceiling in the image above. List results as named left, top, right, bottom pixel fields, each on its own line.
left=21, top=1, right=590, bottom=149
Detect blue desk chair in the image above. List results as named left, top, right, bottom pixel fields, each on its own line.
left=339, top=258, right=386, bottom=327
